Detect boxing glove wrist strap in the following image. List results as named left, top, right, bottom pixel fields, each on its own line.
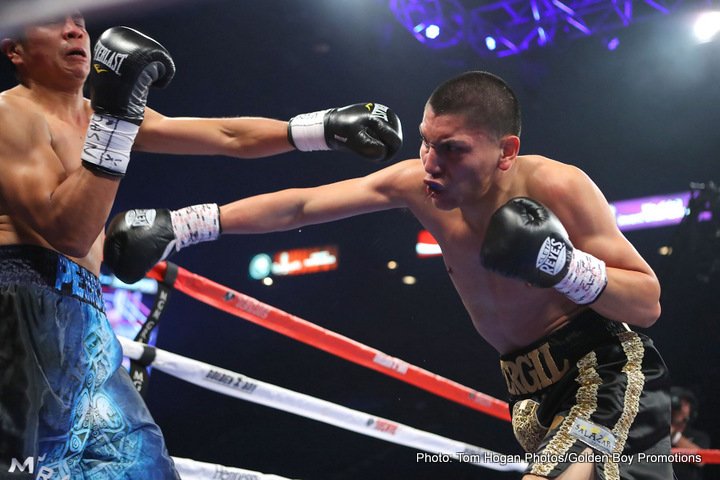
left=287, top=109, right=331, bottom=151
left=554, top=249, right=608, bottom=305
left=81, top=113, right=140, bottom=176
left=170, top=204, right=221, bottom=251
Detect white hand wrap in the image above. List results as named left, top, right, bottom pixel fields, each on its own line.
left=288, top=109, right=331, bottom=151
left=81, top=113, right=139, bottom=176
left=554, top=249, right=608, bottom=304
left=170, top=204, right=221, bottom=251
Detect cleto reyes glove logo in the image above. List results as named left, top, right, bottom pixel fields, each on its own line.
left=92, top=41, right=128, bottom=75
left=536, top=236, right=567, bottom=276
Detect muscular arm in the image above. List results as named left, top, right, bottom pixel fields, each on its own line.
left=220, top=159, right=420, bottom=234
left=535, top=165, right=661, bottom=328
left=133, top=107, right=293, bottom=158
left=0, top=98, right=120, bottom=257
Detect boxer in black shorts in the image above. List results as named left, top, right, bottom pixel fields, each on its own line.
left=102, top=71, right=672, bottom=479
left=502, top=309, right=672, bottom=479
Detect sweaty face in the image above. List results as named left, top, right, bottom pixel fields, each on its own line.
left=16, top=14, right=90, bottom=86
left=419, top=106, right=504, bottom=210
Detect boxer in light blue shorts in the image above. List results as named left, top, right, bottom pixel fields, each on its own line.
left=0, top=245, right=178, bottom=479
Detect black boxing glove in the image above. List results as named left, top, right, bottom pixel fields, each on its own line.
left=104, top=204, right=220, bottom=284
left=288, top=103, right=403, bottom=162
left=480, top=197, right=607, bottom=305
left=89, top=26, right=175, bottom=123
left=82, top=27, right=175, bottom=177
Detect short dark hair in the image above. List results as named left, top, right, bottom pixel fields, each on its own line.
left=427, top=71, right=521, bottom=138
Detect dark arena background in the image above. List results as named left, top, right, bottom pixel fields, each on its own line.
left=1, top=0, right=719, bottom=478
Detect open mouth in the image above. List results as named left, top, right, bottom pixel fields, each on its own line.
left=424, top=180, right=444, bottom=194
left=66, top=48, right=87, bottom=58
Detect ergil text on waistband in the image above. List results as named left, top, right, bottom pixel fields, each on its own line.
left=501, top=342, right=570, bottom=396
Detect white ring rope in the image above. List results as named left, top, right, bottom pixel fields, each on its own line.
left=119, top=337, right=527, bottom=473
left=171, top=456, right=296, bottom=480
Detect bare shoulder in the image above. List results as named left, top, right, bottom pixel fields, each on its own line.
left=367, top=158, right=425, bottom=200
left=0, top=90, right=47, bottom=139
left=522, top=154, right=599, bottom=201
left=0, top=91, right=52, bottom=169
left=521, top=155, right=617, bottom=238
left=371, top=158, right=424, bottom=187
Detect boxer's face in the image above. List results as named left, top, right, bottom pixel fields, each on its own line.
left=15, top=13, right=90, bottom=85
left=420, top=105, right=505, bottom=210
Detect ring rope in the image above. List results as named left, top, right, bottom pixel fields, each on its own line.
left=147, top=262, right=511, bottom=422
left=120, top=337, right=528, bottom=473
left=171, top=456, right=294, bottom=480
left=144, top=262, right=720, bottom=464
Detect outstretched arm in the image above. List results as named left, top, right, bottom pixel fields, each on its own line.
left=135, top=102, right=403, bottom=162
left=219, top=171, right=406, bottom=234
left=103, top=159, right=421, bottom=283
left=135, top=108, right=293, bottom=158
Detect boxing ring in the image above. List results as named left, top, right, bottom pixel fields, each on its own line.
left=118, top=261, right=720, bottom=479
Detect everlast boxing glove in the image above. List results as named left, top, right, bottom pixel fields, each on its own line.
left=104, top=204, right=220, bottom=284
left=480, top=197, right=607, bottom=305
left=82, top=27, right=175, bottom=177
left=288, top=103, right=403, bottom=162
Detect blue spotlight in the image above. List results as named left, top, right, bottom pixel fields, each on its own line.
left=537, top=27, right=547, bottom=45
left=607, top=37, right=620, bottom=50
left=485, top=35, right=497, bottom=50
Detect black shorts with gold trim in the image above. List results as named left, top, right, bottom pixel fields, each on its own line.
left=500, top=309, right=673, bottom=479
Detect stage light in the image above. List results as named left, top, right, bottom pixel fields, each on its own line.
left=249, top=253, right=272, bottom=280
left=390, top=0, right=685, bottom=57
left=485, top=36, right=497, bottom=50
left=390, top=0, right=466, bottom=48
left=693, top=11, right=720, bottom=43
left=538, top=27, right=548, bottom=45
left=425, top=24, right=441, bottom=39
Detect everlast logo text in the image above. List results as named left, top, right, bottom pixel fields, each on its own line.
left=367, top=103, right=390, bottom=123
left=93, top=42, right=128, bottom=75
left=536, top=236, right=567, bottom=276
left=500, top=343, right=570, bottom=395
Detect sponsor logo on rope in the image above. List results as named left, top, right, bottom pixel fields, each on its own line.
left=205, top=369, right=258, bottom=394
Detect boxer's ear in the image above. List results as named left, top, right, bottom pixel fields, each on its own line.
left=1, top=38, right=21, bottom=63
